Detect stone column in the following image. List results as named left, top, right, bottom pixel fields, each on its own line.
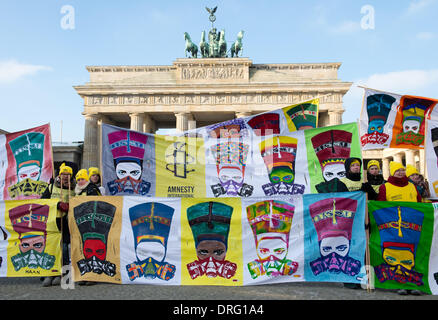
left=130, top=113, right=144, bottom=132
left=405, top=150, right=415, bottom=167
left=328, top=110, right=343, bottom=126
left=175, top=112, right=190, bottom=132
left=382, top=157, right=390, bottom=179
left=82, top=113, right=100, bottom=168
left=419, top=149, right=426, bottom=176
left=187, top=114, right=196, bottom=131
left=393, top=153, right=403, bottom=164
left=143, top=114, right=153, bottom=133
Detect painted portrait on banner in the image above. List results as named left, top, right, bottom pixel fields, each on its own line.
left=69, top=196, right=123, bottom=284
left=121, top=197, right=181, bottom=284
left=180, top=198, right=243, bottom=285
left=303, top=192, right=366, bottom=284
left=3, top=199, right=61, bottom=277
left=241, top=196, right=305, bottom=285
left=390, top=95, right=438, bottom=149
left=101, top=124, right=155, bottom=197
left=369, top=201, right=435, bottom=294
left=305, top=123, right=361, bottom=194
left=0, top=124, right=53, bottom=201
left=426, top=120, right=438, bottom=198
left=359, top=89, right=400, bottom=149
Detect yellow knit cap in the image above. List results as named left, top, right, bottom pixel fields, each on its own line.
left=88, top=167, right=101, bottom=177
left=390, top=161, right=405, bottom=176
left=406, top=164, right=419, bottom=178
left=367, top=160, right=380, bottom=171
left=59, top=163, right=73, bottom=175
left=75, top=169, right=89, bottom=182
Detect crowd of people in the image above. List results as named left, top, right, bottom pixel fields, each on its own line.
left=40, top=163, right=104, bottom=287
left=37, top=159, right=431, bottom=295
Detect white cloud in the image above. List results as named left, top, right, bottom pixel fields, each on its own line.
left=343, top=69, right=438, bottom=122
left=0, top=60, right=52, bottom=84
left=406, top=0, right=437, bottom=15
left=416, top=31, right=436, bottom=40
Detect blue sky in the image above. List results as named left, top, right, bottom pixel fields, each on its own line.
left=0, top=0, right=437, bottom=142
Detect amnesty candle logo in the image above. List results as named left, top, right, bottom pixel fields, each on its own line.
left=155, top=135, right=206, bottom=198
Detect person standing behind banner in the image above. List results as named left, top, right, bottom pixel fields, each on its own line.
left=339, top=157, right=378, bottom=200
left=364, top=160, right=386, bottom=195
left=377, top=162, right=421, bottom=203
left=40, top=162, right=76, bottom=287
left=406, top=165, right=431, bottom=201
left=88, top=167, right=105, bottom=195
left=74, top=169, right=101, bottom=196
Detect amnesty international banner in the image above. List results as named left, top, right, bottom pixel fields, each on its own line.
left=359, top=87, right=438, bottom=150
left=101, top=121, right=359, bottom=198
left=68, top=192, right=367, bottom=286
left=0, top=124, right=53, bottom=200
left=368, top=201, right=438, bottom=295
left=0, top=199, right=61, bottom=277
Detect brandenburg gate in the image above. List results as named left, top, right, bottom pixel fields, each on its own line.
left=74, top=8, right=352, bottom=168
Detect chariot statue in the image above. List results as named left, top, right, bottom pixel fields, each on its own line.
left=183, top=6, right=244, bottom=59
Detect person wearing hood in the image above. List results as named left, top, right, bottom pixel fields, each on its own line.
left=377, top=162, right=421, bottom=202
left=339, top=157, right=378, bottom=199
left=365, top=160, right=386, bottom=194
left=75, top=169, right=101, bottom=196
left=40, top=162, right=76, bottom=287
left=88, top=167, right=105, bottom=195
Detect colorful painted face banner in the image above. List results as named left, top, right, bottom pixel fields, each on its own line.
left=359, top=88, right=438, bottom=150
left=426, top=119, right=438, bottom=198
left=368, top=201, right=438, bottom=295
left=0, top=199, right=61, bottom=277
left=102, top=120, right=359, bottom=198
left=0, top=124, right=53, bottom=200
left=67, top=192, right=368, bottom=287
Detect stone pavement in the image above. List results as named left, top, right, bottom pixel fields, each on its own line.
left=1, top=276, right=437, bottom=300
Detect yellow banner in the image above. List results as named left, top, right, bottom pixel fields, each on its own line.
left=155, top=135, right=206, bottom=198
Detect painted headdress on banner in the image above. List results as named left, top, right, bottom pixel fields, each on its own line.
left=246, top=200, right=298, bottom=278
left=308, top=197, right=360, bottom=276
left=9, top=132, right=45, bottom=182
left=210, top=141, right=250, bottom=196
left=260, top=136, right=298, bottom=185
left=283, top=102, right=318, bottom=131
left=73, top=201, right=116, bottom=276
left=186, top=201, right=236, bottom=279
left=127, top=202, right=176, bottom=281
left=399, top=96, right=435, bottom=134
left=107, top=130, right=151, bottom=195
left=207, top=118, right=248, bottom=139
left=8, top=204, right=55, bottom=271
left=311, top=130, right=352, bottom=182
left=108, top=130, right=147, bottom=167
left=373, top=206, right=424, bottom=285
left=129, top=202, right=174, bottom=263
left=366, top=94, right=395, bottom=134
left=247, top=113, right=280, bottom=136
left=247, top=200, right=295, bottom=253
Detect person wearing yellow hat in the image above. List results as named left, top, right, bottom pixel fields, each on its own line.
left=74, top=169, right=101, bottom=196
left=406, top=164, right=431, bottom=199
left=40, top=162, right=76, bottom=287
left=365, top=160, right=386, bottom=194
left=377, top=161, right=421, bottom=202
left=88, top=167, right=105, bottom=195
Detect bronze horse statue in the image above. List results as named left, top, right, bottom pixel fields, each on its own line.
left=230, top=30, right=244, bottom=58
left=184, top=32, right=198, bottom=58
